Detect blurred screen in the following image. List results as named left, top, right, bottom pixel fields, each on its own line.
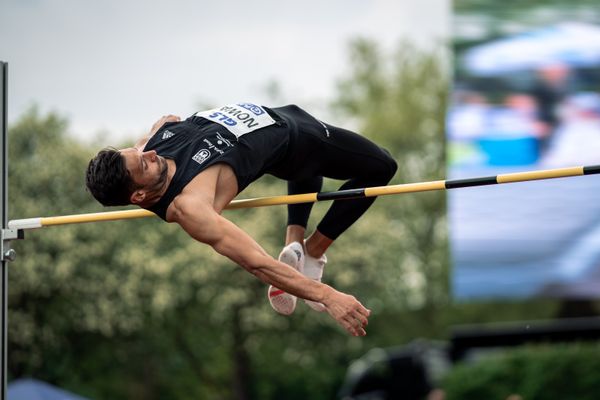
left=449, top=4, right=600, bottom=300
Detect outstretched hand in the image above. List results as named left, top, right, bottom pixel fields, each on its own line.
left=323, top=290, right=370, bottom=336
left=150, top=114, right=181, bottom=136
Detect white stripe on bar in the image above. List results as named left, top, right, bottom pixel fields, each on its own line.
left=8, top=218, right=42, bottom=230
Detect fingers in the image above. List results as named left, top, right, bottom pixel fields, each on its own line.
left=150, top=115, right=181, bottom=134
left=164, top=114, right=181, bottom=122
left=356, top=312, right=369, bottom=328
left=357, top=304, right=371, bottom=318
left=158, top=114, right=180, bottom=124
left=341, top=317, right=367, bottom=336
left=325, top=291, right=372, bottom=336
left=156, top=114, right=180, bottom=124
left=340, top=307, right=370, bottom=337
left=351, top=302, right=371, bottom=332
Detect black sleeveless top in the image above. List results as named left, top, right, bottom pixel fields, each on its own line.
left=144, top=106, right=292, bottom=220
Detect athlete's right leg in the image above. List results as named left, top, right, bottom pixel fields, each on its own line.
left=313, top=127, right=397, bottom=242
left=266, top=105, right=396, bottom=312
left=303, top=121, right=397, bottom=311
left=285, top=176, right=323, bottom=244
left=285, top=118, right=397, bottom=312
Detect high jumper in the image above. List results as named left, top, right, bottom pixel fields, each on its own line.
left=85, top=103, right=398, bottom=337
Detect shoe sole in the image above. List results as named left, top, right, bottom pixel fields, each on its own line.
left=268, top=248, right=300, bottom=315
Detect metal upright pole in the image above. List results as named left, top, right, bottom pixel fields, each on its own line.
left=0, top=60, right=8, bottom=400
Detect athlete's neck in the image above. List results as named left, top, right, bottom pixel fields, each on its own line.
left=138, top=158, right=177, bottom=208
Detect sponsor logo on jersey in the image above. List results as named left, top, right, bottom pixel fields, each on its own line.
left=237, top=102, right=265, bottom=116
left=216, top=132, right=233, bottom=147
left=203, top=138, right=224, bottom=155
left=162, top=130, right=175, bottom=140
left=192, top=149, right=211, bottom=165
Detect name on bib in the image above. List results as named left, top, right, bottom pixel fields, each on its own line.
left=195, top=103, right=276, bottom=138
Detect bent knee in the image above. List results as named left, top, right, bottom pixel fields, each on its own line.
left=379, top=149, right=398, bottom=182
left=362, top=150, right=397, bottom=185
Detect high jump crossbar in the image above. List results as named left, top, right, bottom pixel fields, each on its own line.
left=7, top=164, right=600, bottom=231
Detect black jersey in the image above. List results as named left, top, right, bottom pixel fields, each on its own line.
left=145, top=105, right=295, bottom=220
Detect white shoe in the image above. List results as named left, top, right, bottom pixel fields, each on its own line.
left=268, top=242, right=304, bottom=315
left=303, top=242, right=327, bottom=312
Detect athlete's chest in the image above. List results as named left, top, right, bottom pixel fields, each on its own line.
left=168, top=163, right=238, bottom=218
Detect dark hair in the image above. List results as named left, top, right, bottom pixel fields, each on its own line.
left=85, top=147, right=137, bottom=206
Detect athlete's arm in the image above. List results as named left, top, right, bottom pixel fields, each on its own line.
left=169, top=195, right=370, bottom=336
left=135, top=114, right=181, bottom=150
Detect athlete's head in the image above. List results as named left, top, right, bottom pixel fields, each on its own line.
left=86, top=147, right=168, bottom=206
left=86, top=147, right=136, bottom=206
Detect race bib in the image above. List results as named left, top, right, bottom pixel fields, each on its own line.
left=195, top=103, right=276, bottom=138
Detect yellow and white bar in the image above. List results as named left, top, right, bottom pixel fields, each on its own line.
left=8, top=164, right=600, bottom=231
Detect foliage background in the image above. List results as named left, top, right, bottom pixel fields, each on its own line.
left=443, top=343, right=600, bottom=400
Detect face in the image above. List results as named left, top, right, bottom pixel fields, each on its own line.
left=120, top=148, right=169, bottom=202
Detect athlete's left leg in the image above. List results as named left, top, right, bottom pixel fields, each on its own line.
left=268, top=176, right=322, bottom=314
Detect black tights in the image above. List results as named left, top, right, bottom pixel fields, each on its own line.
left=284, top=119, right=397, bottom=240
